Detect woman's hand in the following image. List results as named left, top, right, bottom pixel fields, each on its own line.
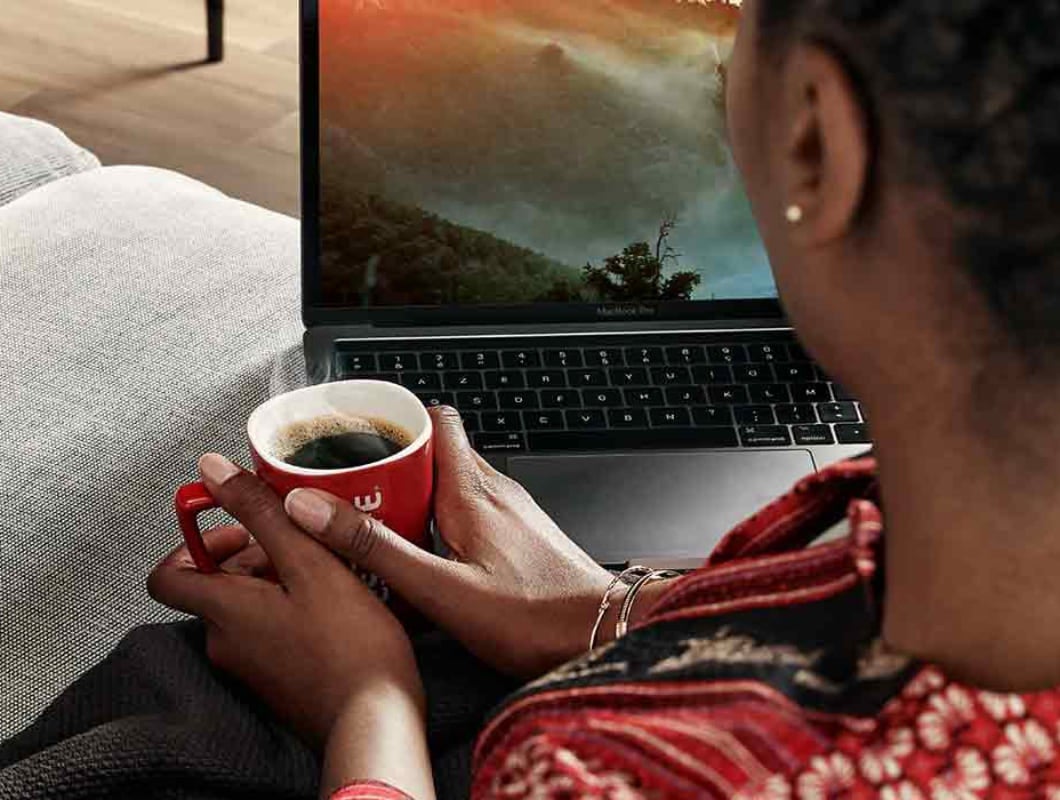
left=283, top=407, right=617, bottom=679
left=148, top=455, right=434, bottom=799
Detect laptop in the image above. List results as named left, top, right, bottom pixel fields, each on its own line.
left=299, top=0, right=870, bottom=568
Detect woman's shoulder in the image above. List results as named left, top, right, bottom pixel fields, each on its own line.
left=471, top=456, right=906, bottom=797
left=472, top=457, right=1060, bottom=798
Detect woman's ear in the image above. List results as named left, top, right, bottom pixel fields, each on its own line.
left=781, top=44, right=871, bottom=245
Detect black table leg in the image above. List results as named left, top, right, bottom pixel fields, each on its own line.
left=206, top=0, right=224, bottom=63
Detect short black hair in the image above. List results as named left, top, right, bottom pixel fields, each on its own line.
left=757, top=0, right=1060, bottom=358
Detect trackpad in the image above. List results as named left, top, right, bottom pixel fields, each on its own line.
left=509, top=450, right=815, bottom=565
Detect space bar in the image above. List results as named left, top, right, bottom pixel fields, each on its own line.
left=528, top=428, right=739, bottom=451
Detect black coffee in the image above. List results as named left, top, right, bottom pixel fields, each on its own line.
left=277, top=415, right=411, bottom=470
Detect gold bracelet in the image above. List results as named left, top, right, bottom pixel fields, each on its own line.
left=588, top=566, right=651, bottom=651
left=614, top=569, right=680, bottom=640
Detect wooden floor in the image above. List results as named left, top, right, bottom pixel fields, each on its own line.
left=0, top=0, right=301, bottom=216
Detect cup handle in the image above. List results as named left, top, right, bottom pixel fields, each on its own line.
left=175, top=482, right=221, bottom=573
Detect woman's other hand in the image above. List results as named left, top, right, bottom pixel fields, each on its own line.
left=147, top=456, right=431, bottom=800
left=284, top=406, right=616, bottom=679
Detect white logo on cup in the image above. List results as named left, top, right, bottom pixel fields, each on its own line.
left=354, top=489, right=383, bottom=514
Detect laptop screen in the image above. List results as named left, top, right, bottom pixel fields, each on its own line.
left=310, top=0, right=775, bottom=321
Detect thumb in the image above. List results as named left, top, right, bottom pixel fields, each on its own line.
left=429, top=406, right=495, bottom=492
left=284, top=487, right=468, bottom=614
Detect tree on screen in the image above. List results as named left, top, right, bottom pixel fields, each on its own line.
left=581, top=215, right=702, bottom=301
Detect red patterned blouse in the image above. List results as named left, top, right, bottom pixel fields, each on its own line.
left=334, top=458, right=1060, bottom=800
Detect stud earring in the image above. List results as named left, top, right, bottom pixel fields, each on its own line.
left=785, top=204, right=804, bottom=224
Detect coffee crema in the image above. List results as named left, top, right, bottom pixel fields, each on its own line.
left=274, top=414, right=413, bottom=470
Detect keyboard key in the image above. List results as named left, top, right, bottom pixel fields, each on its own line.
left=793, top=424, right=835, bottom=445
left=831, top=383, right=857, bottom=401
left=498, top=390, right=539, bottom=410
left=666, top=385, right=707, bottom=405
left=421, top=352, right=459, bottom=370
left=444, top=372, right=484, bottom=390
left=835, top=423, right=872, bottom=444
left=734, top=405, right=776, bottom=425
left=610, top=367, right=650, bottom=386
left=461, top=412, right=481, bottom=433
left=625, top=347, right=665, bottom=366
left=817, top=402, right=860, bottom=423
left=543, top=349, right=584, bottom=368
left=786, top=342, right=812, bottom=362
left=749, top=384, right=791, bottom=403
left=485, top=371, right=525, bottom=389
left=359, top=373, right=401, bottom=384
left=530, top=428, right=738, bottom=451
left=584, top=348, right=624, bottom=367
left=401, top=372, right=442, bottom=391
left=692, top=365, right=734, bottom=384
left=524, top=410, right=564, bottom=430
left=748, top=344, right=783, bottom=363
left=776, top=404, right=818, bottom=424
left=692, top=406, right=734, bottom=426
left=734, top=364, right=774, bottom=384
left=790, top=383, right=832, bottom=403
left=462, top=351, right=501, bottom=370
left=708, top=385, right=750, bottom=405
left=415, top=391, right=456, bottom=408
left=650, top=407, right=691, bottom=427
left=379, top=353, right=417, bottom=372
left=566, top=409, right=606, bottom=429
left=455, top=391, right=497, bottom=410
left=336, top=353, right=377, bottom=376
left=775, top=363, right=816, bottom=382
left=541, top=390, right=581, bottom=408
left=474, top=432, right=525, bottom=453
left=482, top=412, right=520, bottom=432
left=739, top=425, right=792, bottom=447
left=624, top=388, right=664, bottom=407
left=609, top=408, right=649, bottom=428
left=502, top=350, right=541, bottom=369
left=526, top=370, right=567, bottom=388
left=582, top=389, right=623, bottom=407
left=572, top=369, right=608, bottom=388
left=651, top=367, right=692, bottom=385
left=707, top=345, right=747, bottom=364
left=666, top=346, right=706, bottom=365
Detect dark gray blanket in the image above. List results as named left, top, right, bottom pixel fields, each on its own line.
left=0, top=622, right=517, bottom=800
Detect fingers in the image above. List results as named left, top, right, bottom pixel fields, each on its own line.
left=285, top=488, right=469, bottom=615
left=197, top=453, right=325, bottom=583
left=220, top=539, right=274, bottom=579
left=148, top=526, right=250, bottom=617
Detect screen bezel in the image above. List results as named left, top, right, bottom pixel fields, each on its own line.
left=300, top=0, right=785, bottom=328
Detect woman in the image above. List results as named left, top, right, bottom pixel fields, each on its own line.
left=149, top=1, right=1060, bottom=797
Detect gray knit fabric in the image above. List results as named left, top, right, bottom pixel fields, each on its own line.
left=0, top=112, right=100, bottom=208
left=0, top=164, right=304, bottom=738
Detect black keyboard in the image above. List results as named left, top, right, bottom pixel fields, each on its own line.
left=333, top=334, right=870, bottom=454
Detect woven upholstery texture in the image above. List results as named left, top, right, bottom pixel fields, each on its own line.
left=0, top=112, right=100, bottom=208
left=0, top=163, right=303, bottom=739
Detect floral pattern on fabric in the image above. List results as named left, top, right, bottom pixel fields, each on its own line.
left=733, top=668, right=1060, bottom=800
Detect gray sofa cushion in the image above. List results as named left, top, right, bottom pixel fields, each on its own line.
left=0, top=164, right=303, bottom=738
left=0, top=112, right=100, bottom=208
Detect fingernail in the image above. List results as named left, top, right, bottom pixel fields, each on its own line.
left=285, top=489, right=334, bottom=534
left=199, top=453, right=240, bottom=484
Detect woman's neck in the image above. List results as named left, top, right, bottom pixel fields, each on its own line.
left=871, top=383, right=1060, bottom=692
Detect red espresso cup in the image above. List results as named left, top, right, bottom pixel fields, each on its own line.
left=175, top=380, right=434, bottom=579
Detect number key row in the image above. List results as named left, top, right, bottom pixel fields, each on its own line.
left=339, top=344, right=823, bottom=375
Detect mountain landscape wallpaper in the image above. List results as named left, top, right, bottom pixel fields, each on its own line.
left=318, top=0, right=775, bottom=308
